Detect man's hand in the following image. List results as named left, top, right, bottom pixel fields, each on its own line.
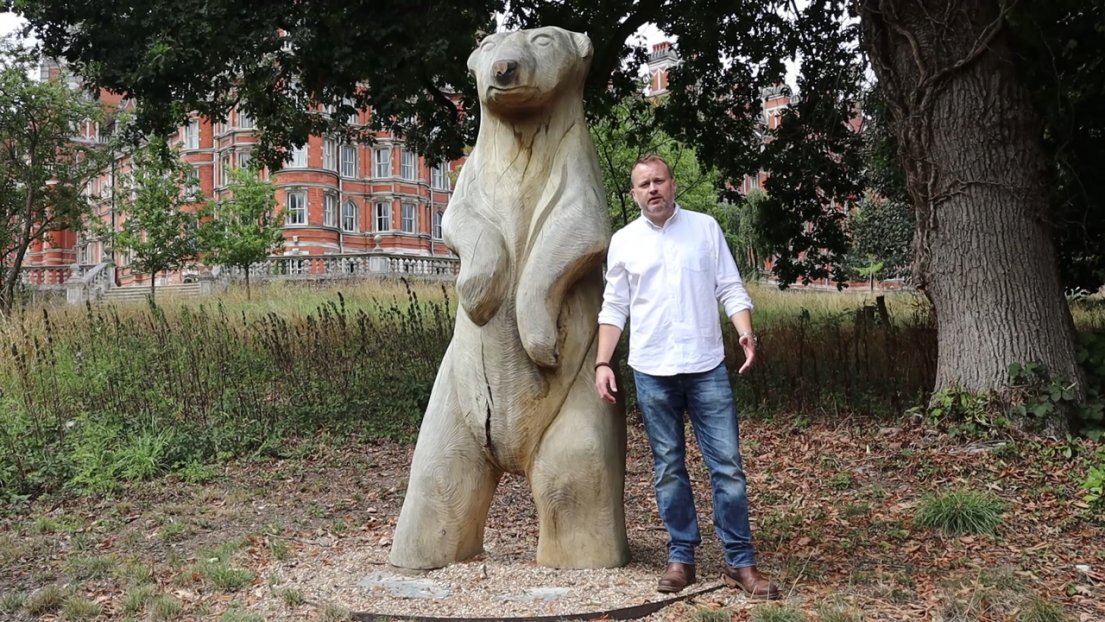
left=595, top=365, right=618, bottom=403
left=737, top=333, right=757, bottom=374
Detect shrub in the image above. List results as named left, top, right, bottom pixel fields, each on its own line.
left=914, top=488, right=1005, bottom=535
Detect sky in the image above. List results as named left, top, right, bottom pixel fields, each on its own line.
left=1, top=11, right=23, bottom=37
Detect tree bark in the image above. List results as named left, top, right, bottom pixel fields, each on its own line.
left=859, top=0, right=1084, bottom=433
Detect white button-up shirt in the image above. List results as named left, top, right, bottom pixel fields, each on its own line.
left=598, top=205, right=754, bottom=376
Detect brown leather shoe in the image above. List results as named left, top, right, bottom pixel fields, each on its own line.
left=723, top=565, right=781, bottom=600
left=657, top=562, right=696, bottom=593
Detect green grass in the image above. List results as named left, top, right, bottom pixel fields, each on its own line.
left=816, top=603, right=864, bottom=622
left=122, top=584, right=158, bottom=613
left=914, top=488, right=1006, bottom=535
left=24, top=584, right=66, bottom=616
left=750, top=604, right=805, bottom=622
left=321, top=603, right=351, bottom=621
left=280, top=589, right=306, bottom=606
left=688, top=607, right=731, bottom=622
left=200, top=562, right=255, bottom=591
left=150, top=594, right=184, bottom=621
left=117, top=560, right=155, bottom=585
left=220, top=607, right=265, bottom=622
left=1017, top=596, right=1069, bottom=622
left=0, top=592, right=26, bottom=613
left=67, top=554, right=117, bottom=580
left=61, top=595, right=102, bottom=620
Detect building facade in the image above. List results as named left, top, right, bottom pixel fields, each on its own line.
left=21, top=61, right=462, bottom=290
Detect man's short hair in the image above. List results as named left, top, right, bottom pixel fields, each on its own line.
left=633, top=154, right=674, bottom=179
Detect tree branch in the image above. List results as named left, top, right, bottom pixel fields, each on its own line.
left=586, top=0, right=666, bottom=91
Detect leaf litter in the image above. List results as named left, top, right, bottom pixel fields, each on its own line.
left=0, top=417, right=1102, bottom=621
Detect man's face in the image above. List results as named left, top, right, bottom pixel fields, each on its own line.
left=630, top=161, right=677, bottom=222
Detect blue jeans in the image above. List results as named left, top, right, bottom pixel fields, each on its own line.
left=633, top=362, right=756, bottom=569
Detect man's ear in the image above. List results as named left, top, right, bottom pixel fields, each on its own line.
left=572, top=31, right=594, bottom=60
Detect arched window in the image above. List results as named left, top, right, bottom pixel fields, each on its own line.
left=342, top=200, right=358, bottom=232
left=432, top=210, right=443, bottom=240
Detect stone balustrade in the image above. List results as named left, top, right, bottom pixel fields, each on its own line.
left=19, top=265, right=77, bottom=289
left=218, top=253, right=460, bottom=281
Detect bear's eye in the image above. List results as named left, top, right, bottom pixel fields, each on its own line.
left=532, top=33, right=553, bottom=47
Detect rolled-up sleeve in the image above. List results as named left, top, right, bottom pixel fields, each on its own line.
left=597, top=237, right=630, bottom=329
left=714, top=220, right=754, bottom=318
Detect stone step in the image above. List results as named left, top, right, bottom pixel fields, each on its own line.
left=99, top=283, right=203, bottom=303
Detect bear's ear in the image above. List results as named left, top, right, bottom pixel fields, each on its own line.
left=572, top=31, right=594, bottom=60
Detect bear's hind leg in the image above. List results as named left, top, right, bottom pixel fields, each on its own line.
left=528, top=367, right=631, bottom=568
left=389, top=353, right=501, bottom=570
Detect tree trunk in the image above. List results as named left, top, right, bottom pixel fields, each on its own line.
left=860, top=0, right=1084, bottom=434
left=150, top=274, right=156, bottom=301
left=245, top=268, right=251, bottom=300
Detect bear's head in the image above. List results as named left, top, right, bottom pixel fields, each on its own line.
left=467, top=26, right=593, bottom=116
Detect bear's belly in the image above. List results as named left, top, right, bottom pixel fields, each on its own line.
left=450, top=304, right=570, bottom=474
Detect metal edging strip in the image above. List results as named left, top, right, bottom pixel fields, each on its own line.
left=350, top=582, right=727, bottom=622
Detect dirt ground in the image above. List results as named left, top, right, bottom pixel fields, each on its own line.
left=1, top=416, right=1103, bottom=621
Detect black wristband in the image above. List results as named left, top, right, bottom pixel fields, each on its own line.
left=595, top=361, right=612, bottom=371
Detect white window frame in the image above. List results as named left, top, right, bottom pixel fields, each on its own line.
left=288, top=144, right=307, bottom=168
left=185, top=120, right=199, bottom=149
left=374, top=202, right=391, bottom=232
left=220, top=155, right=230, bottom=187
left=431, top=162, right=450, bottom=190
left=237, top=110, right=254, bottom=129
left=401, top=203, right=416, bottom=233
left=324, top=193, right=337, bottom=228
left=341, top=145, right=357, bottom=177
left=433, top=210, right=444, bottom=240
left=401, top=150, right=416, bottom=180
left=285, top=189, right=308, bottom=225
left=323, top=139, right=336, bottom=171
left=342, top=200, right=358, bottom=232
left=238, top=151, right=252, bottom=171
left=374, top=148, right=391, bottom=178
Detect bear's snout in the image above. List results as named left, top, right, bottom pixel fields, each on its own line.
left=493, top=59, right=519, bottom=86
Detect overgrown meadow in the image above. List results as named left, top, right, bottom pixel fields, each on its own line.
left=1, top=279, right=1103, bottom=503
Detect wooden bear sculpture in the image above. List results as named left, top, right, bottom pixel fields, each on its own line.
left=388, top=26, right=630, bottom=570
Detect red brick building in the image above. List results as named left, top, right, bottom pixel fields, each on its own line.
left=21, top=60, right=462, bottom=292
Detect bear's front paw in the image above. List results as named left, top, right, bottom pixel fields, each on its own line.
left=456, top=249, right=509, bottom=325
left=519, top=314, right=560, bottom=368
left=457, top=271, right=505, bottom=326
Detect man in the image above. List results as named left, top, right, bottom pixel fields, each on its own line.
left=594, top=155, right=780, bottom=600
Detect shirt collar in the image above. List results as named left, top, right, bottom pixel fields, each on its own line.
left=642, top=203, right=681, bottom=231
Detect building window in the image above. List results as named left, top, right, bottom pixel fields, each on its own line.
left=323, top=139, right=336, bottom=171
left=285, top=190, right=307, bottom=225
left=432, top=210, right=443, bottom=240
left=401, top=203, right=416, bottom=233
left=237, top=110, right=254, bottom=129
left=238, top=151, right=252, bottom=171
left=341, top=145, right=357, bottom=177
left=374, top=148, right=391, bottom=178
left=431, top=162, right=450, bottom=190
left=324, top=193, right=337, bottom=228
left=185, top=120, right=199, bottom=149
left=343, top=200, right=358, bottom=232
left=220, top=155, right=230, bottom=187
left=186, top=166, right=201, bottom=198
left=401, top=150, right=416, bottom=180
left=374, top=202, right=391, bottom=232
left=287, top=144, right=307, bottom=168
